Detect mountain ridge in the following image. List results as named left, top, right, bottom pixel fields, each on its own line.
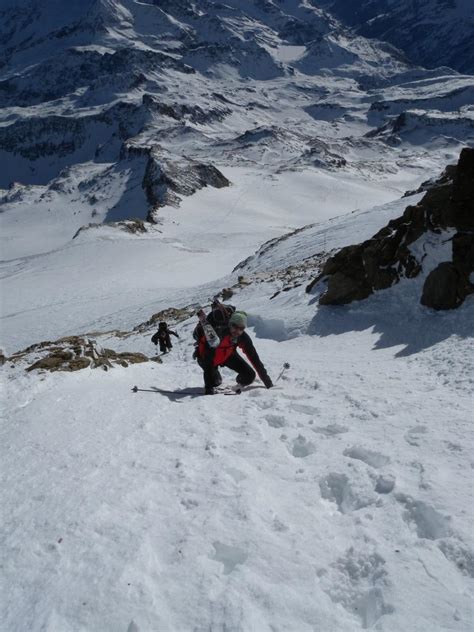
left=1, top=0, right=472, bottom=246
left=318, top=0, right=474, bottom=74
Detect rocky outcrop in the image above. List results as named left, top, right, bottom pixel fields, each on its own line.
left=6, top=336, right=161, bottom=372
left=142, top=149, right=230, bottom=219
left=0, top=43, right=194, bottom=108
left=366, top=111, right=474, bottom=146
left=302, top=139, right=346, bottom=169
left=420, top=262, right=462, bottom=310
left=142, top=94, right=230, bottom=124
left=134, top=306, right=197, bottom=333
left=0, top=101, right=141, bottom=163
left=368, top=84, right=474, bottom=121
left=72, top=219, right=148, bottom=239
left=307, top=148, right=474, bottom=310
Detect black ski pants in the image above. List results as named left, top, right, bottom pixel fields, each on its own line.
left=199, top=352, right=256, bottom=389
left=159, top=333, right=172, bottom=353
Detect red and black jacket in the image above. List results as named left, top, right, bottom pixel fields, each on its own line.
left=197, top=326, right=271, bottom=385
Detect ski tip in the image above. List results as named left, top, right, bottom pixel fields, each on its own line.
left=132, top=386, right=138, bottom=392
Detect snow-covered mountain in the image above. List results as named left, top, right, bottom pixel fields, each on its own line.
left=1, top=148, right=473, bottom=631
left=319, top=0, right=474, bottom=74
left=1, top=3, right=473, bottom=631
left=1, top=0, right=473, bottom=258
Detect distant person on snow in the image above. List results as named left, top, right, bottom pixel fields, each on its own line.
left=193, top=308, right=273, bottom=395
left=151, top=321, right=179, bottom=354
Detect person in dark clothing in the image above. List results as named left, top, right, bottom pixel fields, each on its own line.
left=151, top=321, right=179, bottom=354
left=193, top=310, right=273, bottom=395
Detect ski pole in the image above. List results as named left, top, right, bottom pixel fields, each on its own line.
left=275, top=362, right=290, bottom=382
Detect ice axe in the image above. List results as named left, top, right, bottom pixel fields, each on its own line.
left=275, top=362, right=290, bottom=383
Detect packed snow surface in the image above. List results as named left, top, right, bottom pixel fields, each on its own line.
left=1, top=180, right=473, bottom=631
left=1, top=1, right=473, bottom=630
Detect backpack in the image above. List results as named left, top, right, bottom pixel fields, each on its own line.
left=207, top=303, right=235, bottom=338
left=192, top=303, right=235, bottom=342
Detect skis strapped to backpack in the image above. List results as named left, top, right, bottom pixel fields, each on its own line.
left=197, top=308, right=220, bottom=348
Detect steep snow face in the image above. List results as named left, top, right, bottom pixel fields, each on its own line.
left=319, top=0, right=474, bottom=74
left=1, top=175, right=473, bottom=632
left=0, top=167, right=414, bottom=351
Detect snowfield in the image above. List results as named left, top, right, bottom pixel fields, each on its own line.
left=1, top=0, right=473, bottom=630
left=1, top=184, right=473, bottom=631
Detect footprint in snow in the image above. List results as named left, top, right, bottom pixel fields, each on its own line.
left=265, top=413, right=286, bottom=428
left=312, top=423, right=348, bottom=436
left=180, top=498, right=199, bottom=510
left=319, top=472, right=373, bottom=514
left=287, top=435, right=316, bottom=458
left=272, top=515, right=289, bottom=532
left=404, top=425, right=427, bottom=446
left=444, top=441, right=463, bottom=452
left=292, top=403, right=319, bottom=416
left=225, top=467, right=246, bottom=483
left=373, top=474, right=396, bottom=495
left=344, top=446, right=390, bottom=469
left=211, top=541, right=248, bottom=575
left=438, top=539, right=474, bottom=578
left=319, top=547, right=394, bottom=629
left=252, top=398, right=275, bottom=410
left=395, top=493, right=452, bottom=540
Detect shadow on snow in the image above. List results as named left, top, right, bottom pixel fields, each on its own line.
left=306, top=292, right=473, bottom=357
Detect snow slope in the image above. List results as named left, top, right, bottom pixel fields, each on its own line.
left=1, top=2, right=473, bottom=631
left=0, top=165, right=429, bottom=353
left=1, top=178, right=473, bottom=631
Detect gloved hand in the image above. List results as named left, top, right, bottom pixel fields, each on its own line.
left=192, top=349, right=198, bottom=360
left=263, top=376, right=273, bottom=389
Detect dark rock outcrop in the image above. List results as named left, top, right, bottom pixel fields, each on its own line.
left=142, top=94, right=230, bottom=124
left=142, top=149, right=230, bottom=219
left=366, top=111, right=474, bottom=146
left=420, top=262, right=461, bottom=310
left=307, top=148, right=474, bottom=310
left=73, top=219, right=148, bottom=239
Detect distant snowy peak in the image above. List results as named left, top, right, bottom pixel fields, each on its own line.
left=3, top=0, right=472, bottom=77
left=2, top=0, right=407, bottom=79
left=1, top=0, right=473, bottom=235
left=318, top=0, right=474, bottom=74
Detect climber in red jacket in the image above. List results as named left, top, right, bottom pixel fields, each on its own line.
left=193, top=310, right=273, bottom=395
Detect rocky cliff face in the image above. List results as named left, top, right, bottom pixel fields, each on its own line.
left=318, top=0, right=474, bottom=74
left=141, top=148, right=230, bottom=220
left=307, top=148, right=474, bottom=310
